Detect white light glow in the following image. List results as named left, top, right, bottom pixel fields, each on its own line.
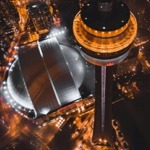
left=8, top=62, right=12, bottom=66
left=40, top=108, right=50, bottom=115
left=14, top=55, right=18, bottom=58
left=32, top=5, right=37, bottom=8
left=47, top=29, right=65, bottom=39
left=3, top=81, right=6, bottom=85
left=37, top=41, right=43, bottom=58
left=7, top=77, right=34, bottom=109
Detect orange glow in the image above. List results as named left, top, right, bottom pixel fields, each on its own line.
left=73, top=12, right=137, bottom=54
left=81, top=18, right=129, bottom=38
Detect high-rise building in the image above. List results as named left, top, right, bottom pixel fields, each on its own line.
left=73, top=0, right=137, bottom=146
left=26, top=2, right=53, bottom=35
left=0, top=0, right=19, bottom=33
left=0, top=1, right=19, bottom=62
left=0, top=15, right=13, bottom=66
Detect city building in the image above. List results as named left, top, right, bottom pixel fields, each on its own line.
left=26, top=2, right=53, bottom=35
left=0, top=0, right=19, bottom=34
left=0, top=16, right=10, bottom=65
left=0, top=1, right=19, bottom=67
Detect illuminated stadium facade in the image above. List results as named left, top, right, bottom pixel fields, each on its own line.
left=73, top=0, right=137, bottom=146
left=1, top=35, right=94, bottom=119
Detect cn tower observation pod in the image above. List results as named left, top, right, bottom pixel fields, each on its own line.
left=73, top=0, right=137, bottom=66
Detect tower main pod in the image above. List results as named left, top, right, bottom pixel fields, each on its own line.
left=73, top=0, right=137, bottom=145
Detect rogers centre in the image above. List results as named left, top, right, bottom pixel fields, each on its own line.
left=1, top=37, right=94, bottom=119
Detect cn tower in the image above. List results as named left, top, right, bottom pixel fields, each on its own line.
left=73, top=0, right=137, bottom=146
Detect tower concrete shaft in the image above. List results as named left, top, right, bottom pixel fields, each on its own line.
left=93, top=66, right=114, bottom=144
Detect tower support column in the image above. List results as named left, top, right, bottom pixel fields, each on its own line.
left=92, top=65, right=114, bottom=144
